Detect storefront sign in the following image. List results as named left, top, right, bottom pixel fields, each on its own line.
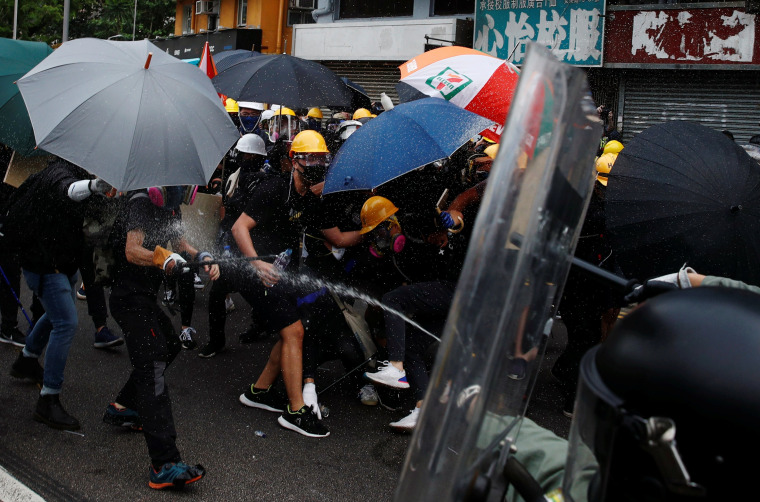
left=473, top=0, right=605, bottom=66
left=605, top=8, right=759, bottom=65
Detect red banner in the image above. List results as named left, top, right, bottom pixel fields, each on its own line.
left=604, top=8, right=760, bottom=65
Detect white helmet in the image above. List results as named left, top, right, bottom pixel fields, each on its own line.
left=260, top=109, right=275, bottom=122
left=338, top=120, right=363, bottom=140
left=236, top=134, right=266, bottom=155
left=237, top=101, right=266, bottom=111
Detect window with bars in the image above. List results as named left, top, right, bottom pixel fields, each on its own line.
left=183, top=5, right=192, bottom=34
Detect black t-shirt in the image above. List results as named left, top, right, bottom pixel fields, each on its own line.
left=110, top=195, right=182, bottom=299
left=242, top=176, right=334, bottom=268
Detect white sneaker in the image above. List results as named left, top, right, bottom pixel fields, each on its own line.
left=358, top=384, right=379, bottom=406
left=179, top=327, right=198, bottom=350
left=390, top=407, right=420, bottom=430
left=364, top=361, right=410, bottom=389
left=225, top=297, right=235, bottom=313
left=193, top=273, right=204, bottom=289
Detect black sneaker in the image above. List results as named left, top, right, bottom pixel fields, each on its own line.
left=34, top=394, right=80, bottom=431
left=0, top=326, right=26, bottom=347
left=277, top=405, right=330, bottom=438
left=10, top=352, right=43, bottom=385
left=238, top=384, right=285, bottom=412
left=198, top=341, right=225, bottom=358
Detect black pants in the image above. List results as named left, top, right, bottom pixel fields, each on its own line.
left=164, top=269, right=195, bottom=327
left=553, top=269, right=606, bottom=403
left=109, top=293, right=182, bottom=468
left=78, top=245, right=109, bottom=329
left=383, top=281, right=454, bottom=400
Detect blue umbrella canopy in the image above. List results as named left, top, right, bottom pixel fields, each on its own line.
left=213, top=48, right=261, bottom=73
left=323, top=98, right=494, bottom=194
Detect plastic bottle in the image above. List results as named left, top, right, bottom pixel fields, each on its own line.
left=262, top=159, right=272, bottom=174
left=268, top=248, right=292, bottom=287
left=222, top=245, right=232, bottom=258
left=273, top=248, right=292, bottom=272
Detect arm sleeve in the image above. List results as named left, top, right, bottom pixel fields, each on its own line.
left=701, top=276, right=760, bottom=295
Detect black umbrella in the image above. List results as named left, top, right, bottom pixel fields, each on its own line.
left=212, top=53, right=352, bottom=108
left=606, top=120, right=760, bottom=285
left=340, top=77, right=372, bottom=111
left=213, top=49, right=261, bottom=73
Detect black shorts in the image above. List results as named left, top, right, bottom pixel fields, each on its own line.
left=239, top=278, right=301, bottom=333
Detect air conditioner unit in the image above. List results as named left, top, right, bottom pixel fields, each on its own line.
left=289, top=0, right=315, bottom=10
left=195, top=0, right=219, bottom=15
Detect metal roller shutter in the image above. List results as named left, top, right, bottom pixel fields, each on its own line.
left=321, top=60, right=404, bottom=108
left=620, top=70, right=760, bottom=144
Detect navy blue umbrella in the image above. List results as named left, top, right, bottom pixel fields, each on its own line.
left=213, top=49, right=261, bottom=73
left=323, top=98, right=494, bottom=194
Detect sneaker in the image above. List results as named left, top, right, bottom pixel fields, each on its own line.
left=193, top=273, right=204, bottom=290
left=390, top=407, right=420, bottom=431
left=239, top=384, right=286, bottom=412
left=358, top=384, right=379, bottom=406
left=225, top=296, right=235, bottom=313
left=148, top=462, right=205, bottom=490
left=103, top=403, right=142, bottom=430
left=277, top=405, right=330, bottom=438
left=76, top=283, right=86, bottom=300
left=364, top=361, right=410, bottom=389
left=507, top=357, right=527, bottom=381
left=562, top=395, right=575, bottom=419
left=198, top=341, right=225, bottom=358
left=93, top=326, right=124, bottom=349
left=10, top=352, right=43, bottom=385
left=34, top=394, right=80, bottom=431
left=0, top=326, right=26, bottom=347
left=179, top=327, right=197, bottom=350
left=161, top=288, right=176, bottom=307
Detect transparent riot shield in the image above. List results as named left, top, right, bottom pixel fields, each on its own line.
left=393, top=44, right=601, bottom=502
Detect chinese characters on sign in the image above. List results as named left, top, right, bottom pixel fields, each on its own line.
left=474, top=0, right=605, bottom=66
left=604, top=8, right=758, bottom=65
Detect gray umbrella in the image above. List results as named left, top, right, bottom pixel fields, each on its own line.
left=17, top=38, right=239, bottom=191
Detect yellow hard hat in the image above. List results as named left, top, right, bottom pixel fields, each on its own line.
left=484, top=144, right=499, bottom=159
left=353, top=108, right=371, bottom=120
left=595, top=152, right=618, bottom=186
left=273, top=107, right=296, bottom=116
left=224, top=97, right=239, bottom=113
left=603, top=140, right=624, bottom=155
left=359, top=196, right=399, bottom=234
left=307, top=107, right=323, bottom=119
left=290, top=130, right=329, bottom=156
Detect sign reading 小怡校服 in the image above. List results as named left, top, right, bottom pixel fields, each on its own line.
left=474, top=0, right=605, bottom=66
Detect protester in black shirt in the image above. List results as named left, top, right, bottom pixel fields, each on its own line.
left=232, top=130, right=360, bottom=438
left=103, top=186, right=219, bottom=490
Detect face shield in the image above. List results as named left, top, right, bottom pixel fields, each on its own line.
left=563, top=347, right=705, bottom=502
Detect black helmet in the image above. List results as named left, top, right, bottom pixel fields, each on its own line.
left=563, top=287, right=760, bottom=501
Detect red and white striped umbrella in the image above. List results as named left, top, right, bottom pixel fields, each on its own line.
left=398, top=46, right=519, bottom=141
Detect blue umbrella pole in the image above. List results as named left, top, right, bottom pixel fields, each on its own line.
left=0, top=264, right=34, bottom=329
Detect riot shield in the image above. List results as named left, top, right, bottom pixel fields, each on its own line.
left=393, top=44, right=601, bottom=502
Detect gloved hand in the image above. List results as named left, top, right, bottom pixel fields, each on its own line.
left=163, top=253, right=187, bottom=276
left=302, top=382, right=321, bottom=420
left=624, top=265, right=696, bottom=303
left=439, top=211, right=455, bottom=229
left=89, top=178, right=112, bottom=194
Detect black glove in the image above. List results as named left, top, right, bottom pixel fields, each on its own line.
left=624, top=279, right=678, bottom=304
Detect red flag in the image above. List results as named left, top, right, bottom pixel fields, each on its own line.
left=198, top=41, right=217, bottom=79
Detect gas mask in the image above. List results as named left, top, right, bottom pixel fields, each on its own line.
left=369, top=216, right=406, bottom=258
left=147, top=185, right=197, bottom=210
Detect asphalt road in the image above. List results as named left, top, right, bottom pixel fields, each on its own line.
left=0, top=276, right=574, bottom=502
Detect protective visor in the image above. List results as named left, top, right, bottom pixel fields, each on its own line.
left=562, top=348, right=702, bottom=502
left=294, top=154, right=330, bottom=184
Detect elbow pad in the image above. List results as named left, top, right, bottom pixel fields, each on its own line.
left=67, top=180, right=92, bottom=201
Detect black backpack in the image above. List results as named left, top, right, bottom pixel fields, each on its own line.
left=0, top=169, right=47, bottom=253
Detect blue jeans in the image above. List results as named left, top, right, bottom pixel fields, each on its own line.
left=22, top=270, right=79, bottom=395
